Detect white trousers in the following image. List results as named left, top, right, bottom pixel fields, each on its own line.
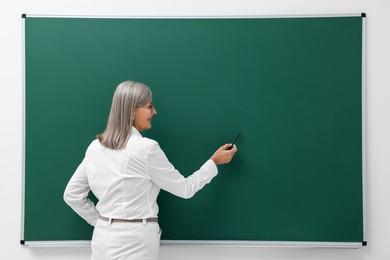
left=91, top=219, right=161, bottom=260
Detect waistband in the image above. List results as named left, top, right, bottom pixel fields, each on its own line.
left=99, top=215, right=158, bottom=224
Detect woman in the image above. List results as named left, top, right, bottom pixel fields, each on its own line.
left=64, top=81, right=238, bottom=260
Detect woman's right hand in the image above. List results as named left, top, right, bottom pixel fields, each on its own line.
left=210, top=144, right=238, bottom=165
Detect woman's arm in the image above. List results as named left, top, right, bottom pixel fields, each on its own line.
left=146, top=143, right=237, bottom=199
left=63, top=157, right=99, bottom=226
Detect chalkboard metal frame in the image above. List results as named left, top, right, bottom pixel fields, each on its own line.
left=21, top=13, right=367, bottom=248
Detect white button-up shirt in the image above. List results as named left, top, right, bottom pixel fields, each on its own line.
left=64, top=127, right=218, bottom=226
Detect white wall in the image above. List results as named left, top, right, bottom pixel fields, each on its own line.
left=1, top=0, right=389, bottom=259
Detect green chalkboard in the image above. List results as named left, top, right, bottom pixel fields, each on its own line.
left=23, top=15, right=365, bottom=245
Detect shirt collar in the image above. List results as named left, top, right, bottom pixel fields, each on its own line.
left=131, top=126, right=142, bottom=138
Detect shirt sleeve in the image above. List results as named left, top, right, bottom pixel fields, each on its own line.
left=146, top=142, right=218, bottom=199
left=63, top=157, right=99, bottom=226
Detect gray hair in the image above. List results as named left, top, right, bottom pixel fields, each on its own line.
left=97, top=81, right=152, bottom=149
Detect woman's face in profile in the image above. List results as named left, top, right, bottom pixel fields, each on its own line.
left=133, top=100, right=157, bottom=132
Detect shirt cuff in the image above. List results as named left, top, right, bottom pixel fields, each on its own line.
left=201, top=159, right=218, bottom=178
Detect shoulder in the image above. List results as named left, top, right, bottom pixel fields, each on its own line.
left=124, top=136, right=161, bottom=161
left=88, top=139, right=103, bottom=149
left=142, top=136, right=158, bottom=146
left=129, top=135, right=159, bottom=150
left=85, top=139, right=106, bottom=154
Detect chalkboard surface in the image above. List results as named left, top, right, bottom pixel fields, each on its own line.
left=23, top=15, right=365, bottom=245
